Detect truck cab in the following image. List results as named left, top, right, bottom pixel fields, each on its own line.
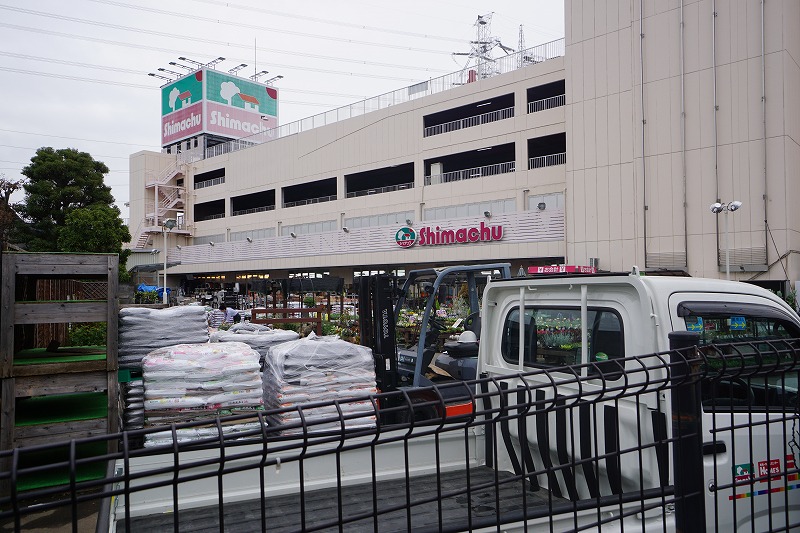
left=477, top=267, right=800, bottom=532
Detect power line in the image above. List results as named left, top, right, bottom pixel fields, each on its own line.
left=182, top=0, right=467, bottom=43
left=1, top=4, right=453, bottom=56
left=0, top=24, right=433, bottom=83
left=0, top=52, right=370, bottom=99
left=0, top=128, right=157, bottom=148
left=0, top=144, right=131, bottom=159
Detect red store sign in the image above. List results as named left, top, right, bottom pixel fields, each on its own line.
left=529, top=265, right=597, bottom=274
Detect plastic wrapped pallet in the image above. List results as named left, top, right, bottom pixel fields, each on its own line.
left=263, top=334, right=377, bottom=433
left=118, top=306, right=209, bottom=370
left=210, top=324, right=299, bottom=361
left=141, top=342, right=264, bottom=447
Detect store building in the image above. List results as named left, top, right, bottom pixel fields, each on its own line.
left=127, top=0, right=800, bottom=296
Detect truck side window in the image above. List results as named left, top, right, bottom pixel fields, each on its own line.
left=501, top=307, right=624, bottom=378
left=678, top=302, right=800, bottom=412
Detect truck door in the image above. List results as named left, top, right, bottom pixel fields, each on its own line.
left=669, top=294, right=800, bottom=532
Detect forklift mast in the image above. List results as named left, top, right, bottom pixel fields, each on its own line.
left=357, top=274, right=398, bottom=393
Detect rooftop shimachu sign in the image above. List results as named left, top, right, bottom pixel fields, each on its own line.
left=160, top=68, right=279, bottom=147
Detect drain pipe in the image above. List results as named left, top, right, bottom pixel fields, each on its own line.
left=680, top=0, right=688, bottom=266
left=712, top=0, right=721, bottom=267
left=640, top=0, right=648, bottom=266
left=761, top=0, right=769, bottom=269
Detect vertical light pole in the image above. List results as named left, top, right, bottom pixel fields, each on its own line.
left=162, top=219, right=177, bottom=304
left=709, top=201, right=743, bottom=280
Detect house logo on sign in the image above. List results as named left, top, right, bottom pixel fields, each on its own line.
left=395, top=227, right=417, bottom=248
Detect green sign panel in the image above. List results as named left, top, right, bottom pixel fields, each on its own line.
left=205, top=70, right=278, bottom=117
left=161, top=71, right=204, bottom=117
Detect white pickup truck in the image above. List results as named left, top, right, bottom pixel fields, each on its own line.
left=8, top=268, right=797, bottom=532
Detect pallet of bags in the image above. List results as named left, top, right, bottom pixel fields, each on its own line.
left=263, top=333, right=377, bottom=433
left=210, top=323, right=299, bottom=364
left=141, top=342, right=264, bottom=447
left=119, top=306, right=210, bottom=370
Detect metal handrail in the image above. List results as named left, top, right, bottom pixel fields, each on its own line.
left=205, top=39, right=565, bottom=160
left=283, top=195, right=337, bottom=208
left=232, top=205, right=276, bottom=216
left=527, top=94, right=565, bottom=113
left=195, top=176, right=226, bottom=190
left=196, top=213, right=225, bottom=222
left=424, top=161, right=515, bottom=185
left=423, top=107, right=514, bottom=137
left=528, top=152, right=566, bottom=169
left=345, top=182, right=413, bottom=198
left=145, top=161, right=180, bottom=186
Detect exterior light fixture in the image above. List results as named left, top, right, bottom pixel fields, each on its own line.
left=537, top=202, right=546, bottom=210
left=290, top=232, right=297, bottom=238
left=708, top=200, right=744, bottom=280
left=176, top=245, right=182, bottom=250
left=484, top=211, right=492, bottom=218
left=246, top=237, right=253, bottom=243
left=406, top=219, right=413, bottom=226
left=342, top=227, right=350, bottom=233
left=209, top=241, right=215, bottom=246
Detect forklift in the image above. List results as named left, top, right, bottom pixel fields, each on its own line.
left=357, top=263, right=512, bottom=422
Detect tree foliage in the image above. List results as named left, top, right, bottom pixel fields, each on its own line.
left=58, top=204, right=132, bottom=282
left=16, top=147, right=115, bottom=251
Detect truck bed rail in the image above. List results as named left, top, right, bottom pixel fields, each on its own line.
left=1, top=337, right=798, bottom=532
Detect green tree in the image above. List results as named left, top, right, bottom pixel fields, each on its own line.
left=0, top=173, right=23, bottom=251
left=16, top=147, right=115, bottom=251
left=58, top=204, right=132, bottom=282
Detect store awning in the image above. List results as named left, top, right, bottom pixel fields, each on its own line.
left=129, top=262, right=181, bottom=273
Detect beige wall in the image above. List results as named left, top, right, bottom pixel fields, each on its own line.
left=140, top=57, right=569, bottom=276
left=567, top=0, right=800, bottom=282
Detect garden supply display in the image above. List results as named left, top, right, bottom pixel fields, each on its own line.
left=141, top=342, right=264, bottom=447
left=210, top=323, right=299, bottom=361
left=118, top=306, right=209, bottom=370
left=263, top=334, right=377, bottom=433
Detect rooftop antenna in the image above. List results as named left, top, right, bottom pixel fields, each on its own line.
left=452, top=13, right=515, bottom=82
left=517, top=25, right=526, bottom=68
left=250, top=70, right=269, bottom=81
left=228, top=63, right=248, bottom=75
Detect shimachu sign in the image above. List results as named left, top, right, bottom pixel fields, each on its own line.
left=395, top=222, right=503, bottom=248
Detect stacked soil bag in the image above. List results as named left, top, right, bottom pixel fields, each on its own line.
left=210, top=323, right=299, bottom=363
left=263, top=334, right=377, bottom=433
left=142, top=342, right=263, bottom=447
left=119, top=306, right=209, bottom=370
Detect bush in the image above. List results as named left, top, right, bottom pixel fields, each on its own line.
left=69, top=322, right=107, bottom=346
left=303, top=295, right=316, bottom=308
left=134, top=290, right=159, bottom=304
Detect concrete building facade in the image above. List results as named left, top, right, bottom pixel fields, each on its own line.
left=127, top=0, right=800, bottom=294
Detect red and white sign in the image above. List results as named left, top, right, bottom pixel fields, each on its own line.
left=528, top=265, right=597, bottom=275
left=758, top=459, right=781, bottom=483
left=206, top=101, right=276, bottom=138
left=161, top=102, right=204, bottom=145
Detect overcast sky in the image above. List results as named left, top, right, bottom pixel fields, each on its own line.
left=0, top=0, right=564, bottom=220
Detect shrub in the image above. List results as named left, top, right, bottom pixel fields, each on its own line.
left=69, top=322, right=107, bottom=346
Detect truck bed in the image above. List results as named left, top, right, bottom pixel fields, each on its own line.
left=122, top=466, right=565, bottom=532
